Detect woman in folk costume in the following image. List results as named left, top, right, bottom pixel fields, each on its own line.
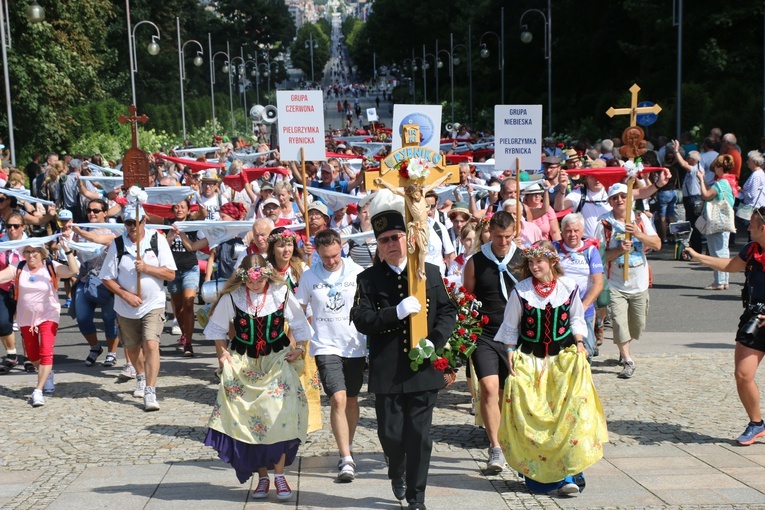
left=265, top=227, right=322, bottom=433
left=203, top=253, right=313, bottom=501
left=494, top=240, right=608, bottom=496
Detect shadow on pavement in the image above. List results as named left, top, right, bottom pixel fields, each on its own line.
left=92, top=482, right=246, bottom=502
left=684, top=342, right=735, bottom=349
left=606, top=419, right=728, bottom=444
left=430, top=424, right=489, bottom=447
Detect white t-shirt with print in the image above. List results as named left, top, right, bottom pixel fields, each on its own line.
left=295, top=259, right=365, bottom=358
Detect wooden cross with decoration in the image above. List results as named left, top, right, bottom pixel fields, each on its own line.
left=366, top=124, right=460, bottom=348
left=606, top=84, right=662, bottom=280
left=118, top=104, right=151, bottom=190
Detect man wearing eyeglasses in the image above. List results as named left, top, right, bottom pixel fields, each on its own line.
left=351, top=191, right=457, bottom=510
left=99, top=204, right=176, bottom=411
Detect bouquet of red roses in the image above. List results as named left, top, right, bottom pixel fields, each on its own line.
left=408, top=280, right=488, bottom=379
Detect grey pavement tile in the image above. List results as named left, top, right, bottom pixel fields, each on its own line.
left=62, top=464, right=171, bottom=493
left=0, top=469, right=43, bottom=485
left=677, top=444, right=765, bottom=469
left=161, top=460, right=245, bottom=485
left=0, top=483, right=35, bottom=499
left=653, top=487, right=765, bottom=505
left=553, top=473, right=666, bottom=508
left=145, top=482, right=249, bottom=509
left=46, top=491, right=151, bottom=510
left=631, top=473, right=747, bottom=491
left=603, top=444, right=688, bottom=459
left=609, top=455, right=721, bottom=476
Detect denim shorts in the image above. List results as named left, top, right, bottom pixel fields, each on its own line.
left=167, top=266, right=200, bottom=294
left=655, top=190, right=678, bottom=219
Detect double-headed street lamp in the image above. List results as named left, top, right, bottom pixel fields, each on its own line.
left=520, top=2, right=552, bottom=132
left=304, top=32, right=318, bottom=84
left=208, top=35, right=234, bottom=136
left=479, top=6, right=505, bottom=105
left=0, top=0, right=45, bottom=167
left=126, top=0, right=161, bottom=109
left=176, top=17, right=203, bottom=142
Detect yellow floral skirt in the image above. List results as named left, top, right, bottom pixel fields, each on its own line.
left=300, top=345, right=323, bottom=434
left=498, top=346, right=608, bottom=483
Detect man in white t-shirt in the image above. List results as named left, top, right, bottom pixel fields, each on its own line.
left=295, top=229, right=365, bottom=482
left=100, top=204, right=177, bottom=411
left=594, top=183, right=661, bottom=380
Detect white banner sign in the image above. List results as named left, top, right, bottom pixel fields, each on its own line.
left=366, top=107, right=379, bottom=122
left=277, top=90, right=325, bottom=162
left=391, top=104, right=442, bottom=153
left=494, top=105, right=543, bottom=172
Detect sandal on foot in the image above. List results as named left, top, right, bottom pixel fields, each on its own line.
left=704, top=284, right=725, bottom=291
left=85, top=346, right=103, bottom=366
left=24, top=361, right=36, bottom=373
left=0, top=357, right=18, bottom=374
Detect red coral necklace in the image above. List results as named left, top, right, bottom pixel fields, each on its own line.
left=246, top=283, right=269, bottom=315
left=532, top=277, right=556, bottom=298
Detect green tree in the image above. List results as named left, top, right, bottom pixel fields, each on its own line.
left=290, top=24, right=330, bottom=83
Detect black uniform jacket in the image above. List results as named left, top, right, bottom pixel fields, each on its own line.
left=351, top=262, right=458, bottom=394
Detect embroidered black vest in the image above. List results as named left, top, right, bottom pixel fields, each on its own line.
left=229, top=291, right=290, bottom=358
left=517, top=289, right=577, bottom=358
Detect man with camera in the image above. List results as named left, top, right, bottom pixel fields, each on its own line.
left=685, top=206, right=765, bottom=445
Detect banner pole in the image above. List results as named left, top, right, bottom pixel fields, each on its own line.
left=515, top=157, right=522, bottom=238
left=135, top=200, right=142, bottom=295
left=301, top=147, right=311, bottom=267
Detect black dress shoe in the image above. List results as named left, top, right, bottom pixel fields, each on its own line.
left=391, top=477, right=406, bottom=501
left=408, top=504, right=427, bottom=510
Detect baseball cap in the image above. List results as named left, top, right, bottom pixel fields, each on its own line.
left=607, top=183, right=629, bottom=199
left=57, top=209, right=73, bottom=221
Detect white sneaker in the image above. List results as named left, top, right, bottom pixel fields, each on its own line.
left=119, top=363, right=137, bottom=381
left=557, top=482, right=580, bottom=496
left=143, top=388, right=160, bottom=411
left=12, top=322, right=18, bottom=331
left=171, top=319, right=181, bottom=336
left=337, top=458, right=356, bottom=482
left=133, top=378, right=146, bottom=398
left=31, top=389, right=45, bottom=407
left=486, top=446, right=506, bottom=473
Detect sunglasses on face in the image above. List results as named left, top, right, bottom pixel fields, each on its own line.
left=6, top=223, right=23, bottom=229
left=378, top=232, right=405, bottom=245
left=0, top=197, right=5, bottom=203
left=87, top=208, right=104, bottom=214
left=124, top=220, right=138, bottom=227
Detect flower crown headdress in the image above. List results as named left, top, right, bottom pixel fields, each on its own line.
left=522, top=246, right=560, bottom=264
left=267, top=229, right=297, bottom=244
left=236, top=263, right=275, bottom=282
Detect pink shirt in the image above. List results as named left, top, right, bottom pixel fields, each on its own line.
left=14, top=262, right=61, bottom=328
left=0, top=249, right=23, bottom=292
left=531, top=208, right=558, bottom=240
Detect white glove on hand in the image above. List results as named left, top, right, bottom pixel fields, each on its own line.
left=396, top=296, right=422, bottom=320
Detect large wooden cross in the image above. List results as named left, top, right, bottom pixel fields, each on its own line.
left=606, top=83, right=662, bottom=127
left=118, top=104, right=151, bottom=189
left=606, top=85, right=662, bottom=281
left=366, top=124, right=460, bottom=348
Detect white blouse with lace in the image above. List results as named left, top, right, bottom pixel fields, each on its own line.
left=203, top=283, right=313, bottom=343
left=494, top=276, right=587, bottom=346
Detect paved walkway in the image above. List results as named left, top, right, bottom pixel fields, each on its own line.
left=3, top=255, right=765, bottom=509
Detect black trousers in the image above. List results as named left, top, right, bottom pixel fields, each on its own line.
left=375, top=390, right=439, bottom=505
left=682, top=195, right=704, bottom=253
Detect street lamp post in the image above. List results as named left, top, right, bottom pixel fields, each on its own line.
left=403, top=57, right=416, bottom=104
left=451, top=32, right=472, bottom=127
left=176, top=17, right=203, bottom=142
left=267, top=61, right=279, bottom=98
left=210, top=41, right=231, bottom=136
left=231, top=52, right=247, bottom=135
left=0, top=0, right=45, bottom=167
left=304, top=32, right=317, bottom=84
left=126, top=0, right=161, bottom=109
left=480, top=6, right=505, bottom=105
left=520, top=2, right=552, bottom=133
left=424, top=49, right=436, bottom=106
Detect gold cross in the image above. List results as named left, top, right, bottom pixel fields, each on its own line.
left=606, top=84, right=662, bottom=127
left=366, top=124, right=460, bottom=348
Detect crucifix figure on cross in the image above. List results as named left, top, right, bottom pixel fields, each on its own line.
left=366, top=123, right=460, bottom=347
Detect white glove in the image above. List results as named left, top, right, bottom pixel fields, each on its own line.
left=396, top=296, right=422, bottom=320
left=416, top=339, right=435, bottom=352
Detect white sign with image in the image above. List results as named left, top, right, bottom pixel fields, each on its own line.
left=494, top=105, right=543, bottom=171
left=391, top=104, right=442, bottom=153
left=277, top=90, right=326, bottom=161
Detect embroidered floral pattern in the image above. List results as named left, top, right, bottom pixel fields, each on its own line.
left=241, top=369, right=266, bottom=383
left=223, top=379, right=245, bottom=401
left=248, top=415, right=269, bottom=441
left=267, top=379, right=291, bottom=399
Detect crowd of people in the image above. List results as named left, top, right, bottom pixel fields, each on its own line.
left=0, top=122, right=764, bottom=508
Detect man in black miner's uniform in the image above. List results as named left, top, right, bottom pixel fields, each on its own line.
left=351, top=189, right=457, bottom=510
